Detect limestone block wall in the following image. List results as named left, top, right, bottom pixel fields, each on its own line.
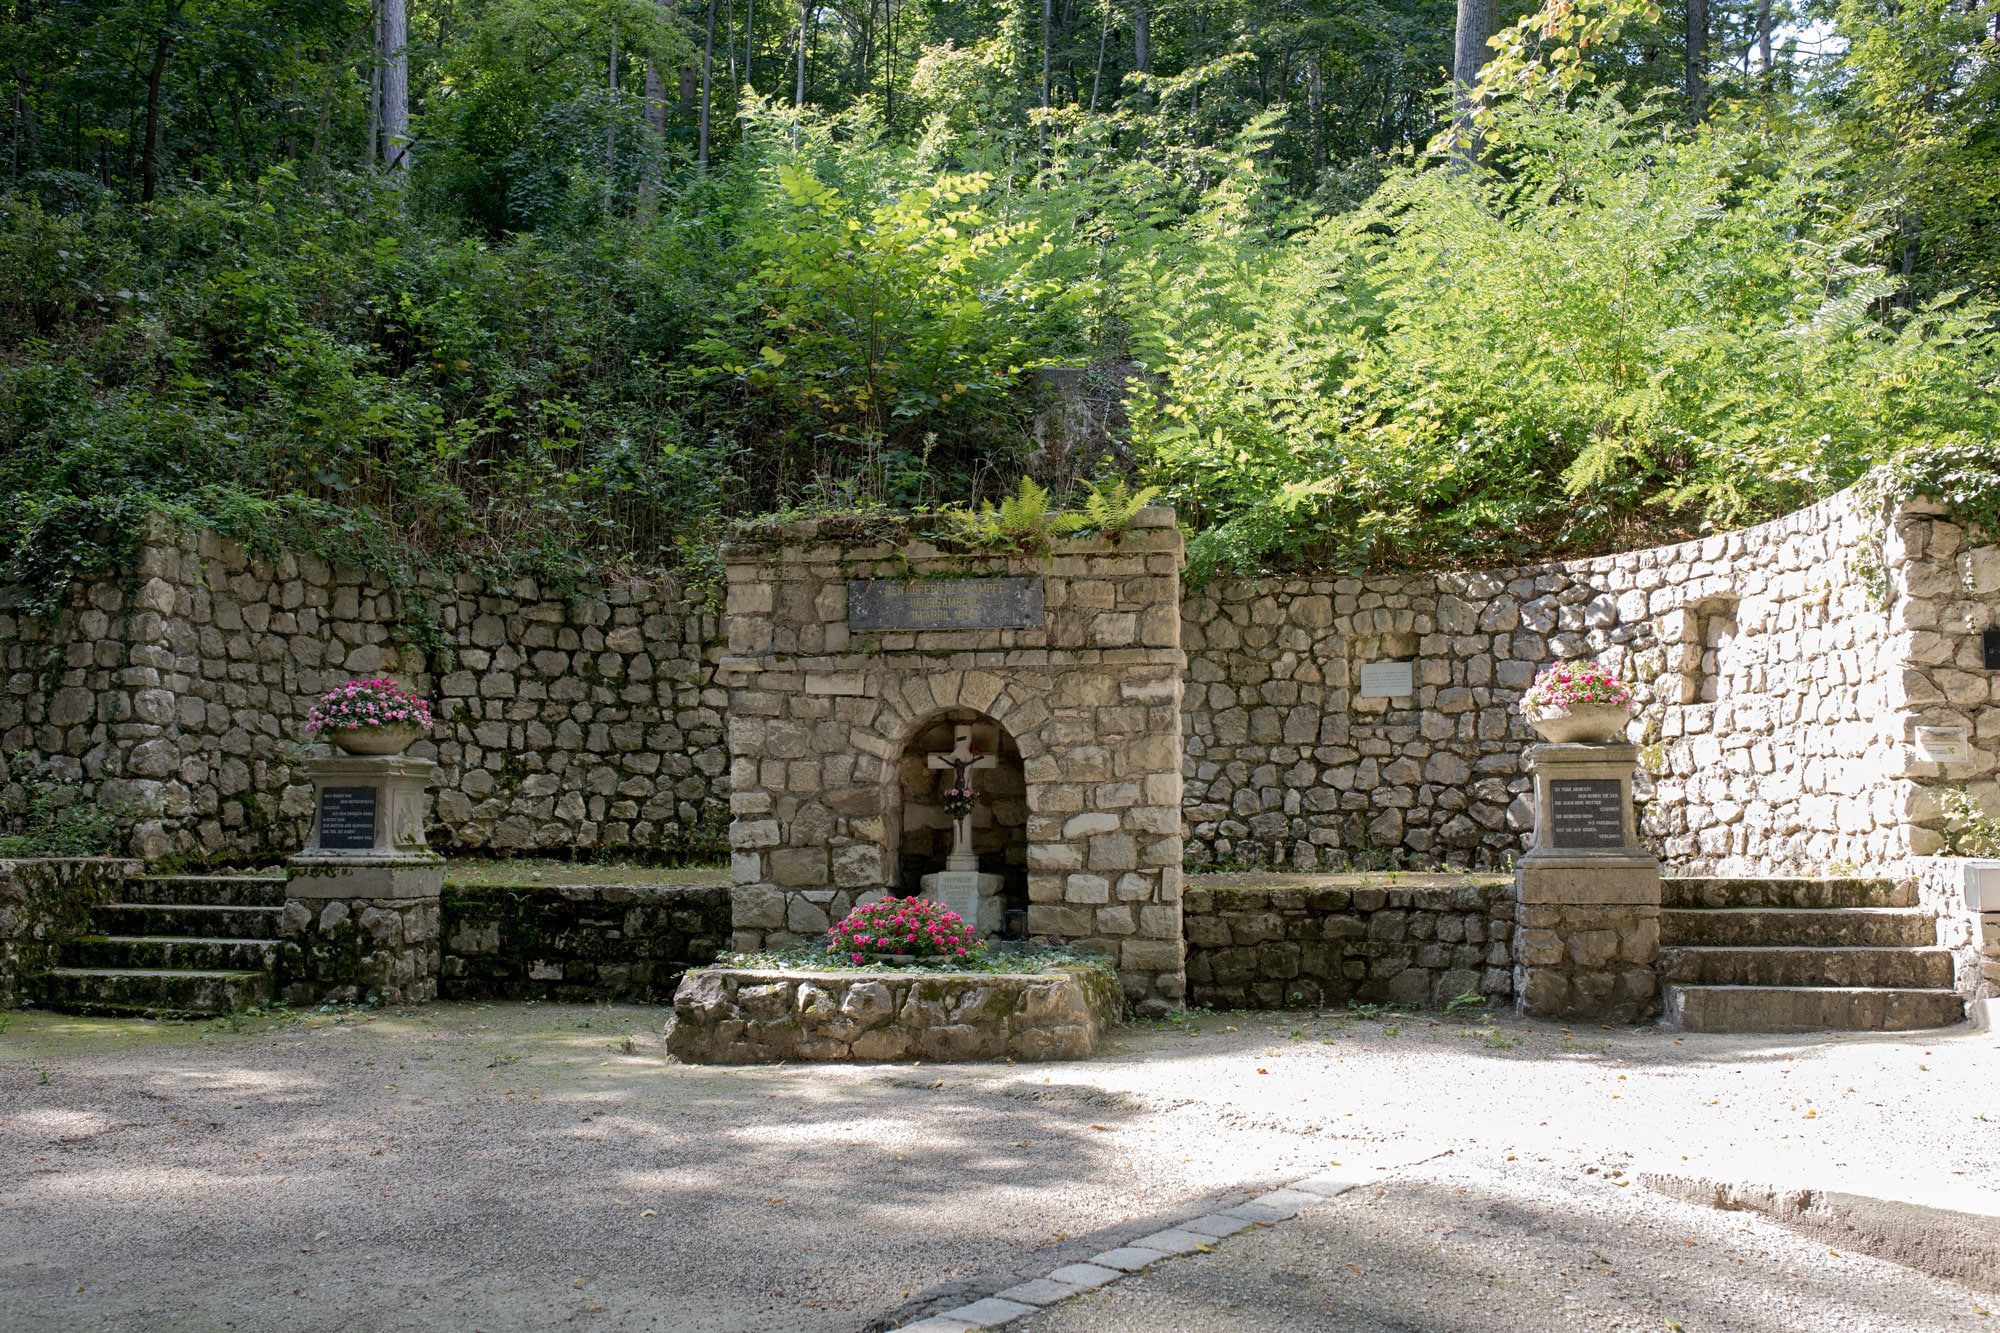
left=3, top=480, right=1993, bottom=881
left=0, top=525, right=727, bottom=865
left=720, top=513, right=1188, bottom=1012
left=0, top=857, right=142, bottom=1006
left=1184, top=486, right=2000, bottom=876
left=440, top=882, right=729, bottom=1001
left=1182, top=878, right=1514, bottom=1011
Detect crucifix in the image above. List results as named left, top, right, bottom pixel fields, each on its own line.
left=927, top=724, right=997, bottom=872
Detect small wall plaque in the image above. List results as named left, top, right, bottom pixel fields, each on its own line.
left=848, top=578, right=1044, bottom=631
left=1915, top=726, right=1971, bottom=764
left=318, top=786, right=378, bottom=850
left=1549, top=778, right=1625, bottom=849
left=1984, top=629, right=2000, bottom=671
left=1358, top=661, right=1415, bottom=698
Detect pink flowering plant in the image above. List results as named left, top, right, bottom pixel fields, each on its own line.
left=1519, top=662, right=1633, bottom=719
left=827, top=896, right=981, bottom=964
left=940, top=786, right=976, bottom=820
left=306, top=678, right=434, bottom=734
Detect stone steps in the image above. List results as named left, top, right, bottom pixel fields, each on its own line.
left=121, top=874, right=287, bottom=907
left=1661, top=876, right=1915, bottom=910
left=1661, top=907, right=1934, bottom=949
left=1666, top=985, right=1967, bottom=1033
left=92, top=902, right=285, bottom=940
left=1658, top=945, right=1954, bottom=990
left=36, top=873, right=285, bottom=1019
left=1659, top=875, right=1963, bottom=1033
left=68, top=935, right=279, bottom=972
left=36, top=967, right=274, bottom=1017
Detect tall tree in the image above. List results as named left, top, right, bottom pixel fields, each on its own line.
left=1451, top=0, right=1495, bottom=159
left=699, top=0, right=715, bottom=167
left=1685, top=0, right=1707, bottom=120
left=379, top=0, right=409, bottom=171
left=138, top=4, right=179, bottom=201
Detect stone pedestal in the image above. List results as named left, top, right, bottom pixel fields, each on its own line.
left=920, top=868, right=1006, bottom=935
left=279, top=753, right=443, bottom=1006
left=1512, top=743, right=1661, bottom=1023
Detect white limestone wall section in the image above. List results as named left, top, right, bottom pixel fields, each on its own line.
left=1183, top=485, right=2000, bottom=875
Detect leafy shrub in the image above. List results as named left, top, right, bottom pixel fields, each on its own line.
left=1939, top=788, right=2000, bottom=858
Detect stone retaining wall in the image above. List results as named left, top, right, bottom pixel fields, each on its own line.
left=440, top=883, right=729, bottom=1001
left=0, top=524, right=726, bottom=866
left=277, top=894, right=439, bottom=1007
left=5, top=480, right=1995, bottom=880
left=0, top=857, right=142, bottom=1007
left=1182, top=878, right=1515, bottom=1011
left=1183, top=486, right=2000, bottom=875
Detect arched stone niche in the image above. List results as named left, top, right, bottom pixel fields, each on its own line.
left=894, top=710, right=1027, bottom=914
left=718, top=509, right=1187, bottom=1013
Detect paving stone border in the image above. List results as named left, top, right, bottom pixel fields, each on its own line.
left=890, top=1167, right=1375, bottom=1331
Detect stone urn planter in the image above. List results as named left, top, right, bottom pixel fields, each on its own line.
left=1527, top=702, right=1630, bottom=744
left=327, top=723, right=424, bottom=756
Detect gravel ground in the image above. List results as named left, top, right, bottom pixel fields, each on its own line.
left=1, top=1002, right=1994, bottom=1331
left=1016, top=1155, right=1991, bottom=1332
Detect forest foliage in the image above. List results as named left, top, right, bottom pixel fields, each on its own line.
left=1, top=0, right=1996, bottom=601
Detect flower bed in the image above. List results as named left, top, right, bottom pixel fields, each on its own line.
left=666, top=961, right=1124, bottom=1064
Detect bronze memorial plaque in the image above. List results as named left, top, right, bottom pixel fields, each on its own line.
left=318, top=786, right=378, bottom=851
left=848, top=577, right=1044, bottom=631
left=1549, top=778, right=1625, bottom=849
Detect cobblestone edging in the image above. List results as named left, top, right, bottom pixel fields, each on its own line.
left=1183, top=878, right=1515, bottom=1011
left=892, top=1162, right=1394, bottom=1331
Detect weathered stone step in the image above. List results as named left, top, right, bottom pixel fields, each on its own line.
left=1665, top=984, right=1965, bottom=1033
left=67, top=935, right=279, bottom=973
left=93, top=903, right=284, bottom=940
left=124, top=875, right=286, bottom=907
left=1661, top=877, right=1913, bottom=910
left=1658, top=946, right=1954, bottom=990
left=1661, top=908, right=1934, bottom=949
left=35, top=967, right=274, bottom=1017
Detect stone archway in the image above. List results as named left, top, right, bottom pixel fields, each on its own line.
left=718, top=509, right=1189, bottom=1014
left=891, top=708, right=1028, bottom=924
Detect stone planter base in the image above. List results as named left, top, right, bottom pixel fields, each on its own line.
left=666, top=965, right=1123, bottom=1064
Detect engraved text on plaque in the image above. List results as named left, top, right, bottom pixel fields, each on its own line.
left=1549, top=778, right=1625, bottom=850
left=848, top=578, right=1044, bottom=631
left=319, top=786, right=378, bottom=851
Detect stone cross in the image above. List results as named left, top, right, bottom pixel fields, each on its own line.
left=928, top=724, right=997, bottom=871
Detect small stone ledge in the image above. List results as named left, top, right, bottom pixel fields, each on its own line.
left=665, top=965, right=1123, bottom=1064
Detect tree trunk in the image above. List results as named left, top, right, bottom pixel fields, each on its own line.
left=379, top=0, right=409, bottom=172
left=1755, top=0, right=1771, bottom=76
left=1132, top=0, right=1149, bottom=107
left=607, top=29, right=618, bottom=194
left=1450, top=0, right=1495, bottom=164
left=1685, top=0, right=1707, bottom=122
left=1090, top=0, right=1108, bottom=110
left=139, top=11, right=175, bottom=202
left=699, top=0, right=715, bottom=168
left=1039, top=0, right=1050, bottom=154
left=795, top=3, right=808, bottom=108
left=640, top=61, right=665, bottom=214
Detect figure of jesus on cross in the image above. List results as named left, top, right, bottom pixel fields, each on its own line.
left=928, top=723, right=997, bottom=873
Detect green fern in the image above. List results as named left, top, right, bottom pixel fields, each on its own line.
left=1072, top=478, right=1164, bottom=539
left=941, top=477, right=1081, bottom=553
